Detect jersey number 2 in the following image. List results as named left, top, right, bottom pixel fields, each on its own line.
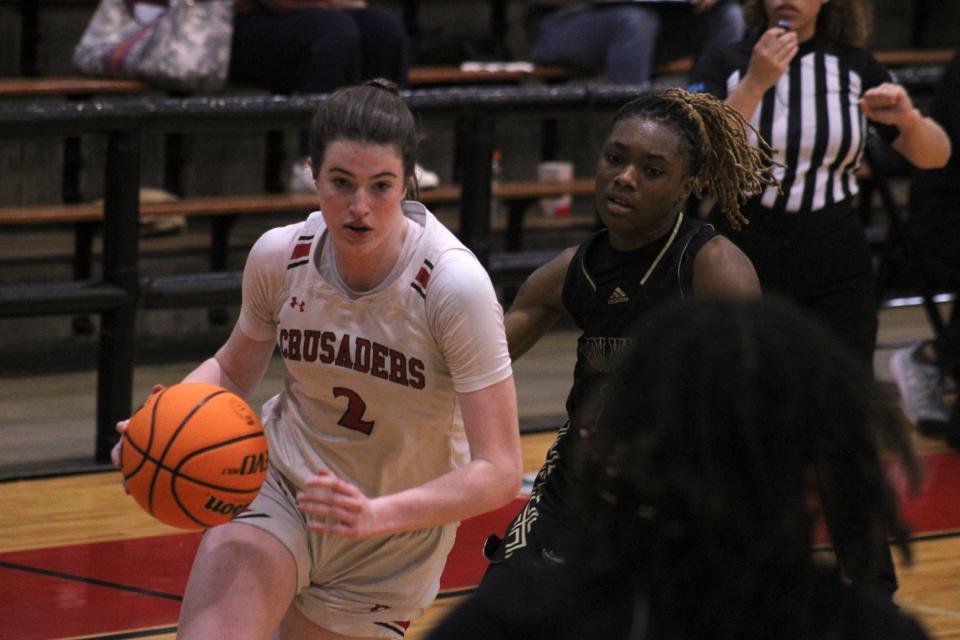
left=333, top=387, right=375, bottom=435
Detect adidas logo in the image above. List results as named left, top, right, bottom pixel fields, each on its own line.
left=607, top=287, right=629, bottom=305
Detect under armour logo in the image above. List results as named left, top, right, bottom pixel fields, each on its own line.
left=289, top=297, right=305, bottom=312
left=607, top=287, right=629, bottom=305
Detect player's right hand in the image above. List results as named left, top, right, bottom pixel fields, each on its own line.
left=746, top=26, right=798, bottom=92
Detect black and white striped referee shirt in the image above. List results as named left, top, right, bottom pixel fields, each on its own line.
left=691, top=35, right=899, bottom=214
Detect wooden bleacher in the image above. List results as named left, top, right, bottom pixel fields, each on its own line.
left=0, top=48, right=950, bottom=289
left=0, top=47, right=951, bottom=101
left=0, top=41, right=952, bottom=288
left=0, top=179, right=595, bottom=228
left=0, top=179, right=598, bottom=284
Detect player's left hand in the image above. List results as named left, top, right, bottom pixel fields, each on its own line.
left=859, top=83, right=920, bottom=129
left=112, top=384, right=166, bottom=494
left=297, top=470, right=379, bottom=538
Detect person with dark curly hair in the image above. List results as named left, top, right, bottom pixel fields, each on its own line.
left=690, top=0, right=950, bottom=367
left=429, top=297, right=929, bottom=640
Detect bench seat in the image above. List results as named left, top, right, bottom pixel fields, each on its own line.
left=1, top=48, right=951, bottom=101
left=0, top=178, right=595, bottom=226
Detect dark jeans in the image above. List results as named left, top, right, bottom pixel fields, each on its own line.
left=531, top=0, right=743, bottom=83
left=230, top=6, right=409, bottom=95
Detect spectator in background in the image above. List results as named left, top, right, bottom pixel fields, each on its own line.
left=890, top=48, right=960, bottom=446
left=229, top=0, right=439, bottom=192
left=229, top=0, right=408, bottom=95
left=429, top=297, right=927, bottom=640
left=528, top=0, right=745, bottom=84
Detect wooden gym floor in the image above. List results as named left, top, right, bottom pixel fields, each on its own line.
left=1, top=306, right=959, bottom=639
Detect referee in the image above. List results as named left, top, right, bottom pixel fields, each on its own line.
left=690, top=0, right=949, bottom=598
left=691, top=0, right=949, bottom=367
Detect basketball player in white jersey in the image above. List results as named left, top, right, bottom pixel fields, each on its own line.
left=112, top=79, right=522, bottom=639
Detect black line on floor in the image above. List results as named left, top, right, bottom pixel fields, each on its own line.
left=519, top=414, right=565, bottom=434
left=74, top=625, right=179, bottom=639
left=812, top=527, right=960, bottom=554
left=437, top=587, right=477, bottom=599
left=0, top=559, right=182, bottom=601
left=909, top=529, right=960, bottom=542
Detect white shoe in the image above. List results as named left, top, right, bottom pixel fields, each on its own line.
left=415, top=163, right=440, bottom=190
left=288, top=159, right=316, bottom=194
left=93, top=187, right=185, bottom=237
left=889, top=342, right=949, bottom=425
left=139, top=215, right=187, bottom=237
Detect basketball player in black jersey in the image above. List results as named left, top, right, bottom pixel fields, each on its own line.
left=475, top=89, right=776, bottom=588
left=431, top=297, right=927, bottom=640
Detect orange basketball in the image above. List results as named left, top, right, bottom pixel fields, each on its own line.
left=121, top=382, right=268, bottom=530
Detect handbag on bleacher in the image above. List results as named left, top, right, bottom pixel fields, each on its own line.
left=72, top=0, right=233, bottom=93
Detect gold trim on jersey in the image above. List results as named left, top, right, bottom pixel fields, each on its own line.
left=580, top=211, right=686, bottom=292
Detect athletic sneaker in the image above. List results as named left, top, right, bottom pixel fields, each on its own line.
left=415, top=163, right=440, bottom=190
left=889, top=342, right=949, bottom=427
left=287, top=159, right=316, bottom=194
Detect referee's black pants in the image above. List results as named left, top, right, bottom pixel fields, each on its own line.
left=716, top=201, right=878, bottom=367
left=714, top=200, right=897, bottom=596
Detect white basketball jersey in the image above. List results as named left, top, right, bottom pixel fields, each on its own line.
left=237, top=202, right=512, bottom=497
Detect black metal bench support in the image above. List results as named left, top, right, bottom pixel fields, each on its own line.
left=455, top=115, right=495, bottom=267
left=95, top=130, right=141, bottom=464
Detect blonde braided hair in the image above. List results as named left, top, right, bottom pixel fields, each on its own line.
left=609, top=87, right=781, bottom=230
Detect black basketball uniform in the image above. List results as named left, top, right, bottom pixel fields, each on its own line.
left=484, top=212, right=717, bottom=571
